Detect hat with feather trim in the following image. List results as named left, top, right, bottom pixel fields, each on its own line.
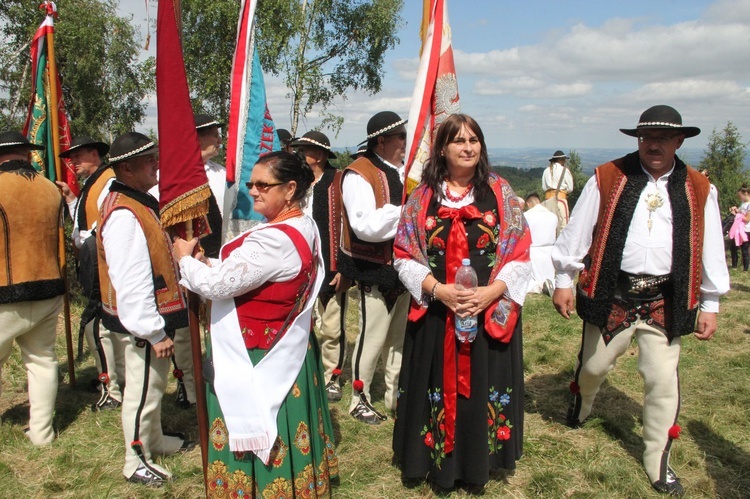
left=619, top=105, right=700, bottom=138
left=109, top=132, right=158, bottom=164
left=290, top=130, right=337, bottom=158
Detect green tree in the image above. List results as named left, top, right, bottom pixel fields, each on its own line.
left=699, top=122, right=748, bottom=214
left=0, top=0, right=154, bottom=140
left=181, top=0, right=404, bottom=138
left=566, top=149, right=589, bottom=209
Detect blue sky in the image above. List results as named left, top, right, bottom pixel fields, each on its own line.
left=119, top=0, right=750, bottom=152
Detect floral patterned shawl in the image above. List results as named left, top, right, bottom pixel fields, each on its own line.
left=394, top=173, right=531, bottom=342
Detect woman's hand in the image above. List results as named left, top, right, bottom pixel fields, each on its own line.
left=457, top=281, right=507, bottom=317
left=434, top=283, right=473, bottom=316
left=172, top=237, right=200, bottom=261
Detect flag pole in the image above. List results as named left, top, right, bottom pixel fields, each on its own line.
left=45, top=7, right=76, bottom=388
left=169, top=0, right=209, bottom=486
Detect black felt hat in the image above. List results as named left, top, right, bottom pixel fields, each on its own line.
left=0, top=131, right=44, bottom=154
left=549, top=150, right=569, bottom=162
left=360, top=111, right=407, bottom=145
left=351, top=146, right=368, bottom=159
left=290, top=131, right=337, bottom=158
left=59, top=136, right=109, bottom=159
left=276, top=128, right=292, bottom=144
left=108, top=132, right=158, bottom=164
left=619, top=105, right=700, bottom=138
left=194, top=114, right=224, bottom=131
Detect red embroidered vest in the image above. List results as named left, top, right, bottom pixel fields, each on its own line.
left=221, top=224, right=312, bottom=350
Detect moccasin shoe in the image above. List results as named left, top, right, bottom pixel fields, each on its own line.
left=651, top=468, right=684, bottom=496
left=325, top=380, right=342, bottom=402
left=91, top=395, right=121, bottom=412
left=127, top=465, right=169, bottom=487
left=350, top=399, right=383, bottom=425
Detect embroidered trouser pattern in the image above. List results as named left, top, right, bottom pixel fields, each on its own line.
left=571, top=320, right=681, bottom=484
left=349, top=286, right=409, bottom=413
left=172, top=326, right=195, bottom=404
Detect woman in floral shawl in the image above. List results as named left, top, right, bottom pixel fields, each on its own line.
left=392, top=114, right=531, bottom=492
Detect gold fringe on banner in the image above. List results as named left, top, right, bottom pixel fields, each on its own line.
left=160, top=183, right=212, bottom=228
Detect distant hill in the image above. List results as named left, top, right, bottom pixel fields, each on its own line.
left=488, top=147, right=709, bottom=174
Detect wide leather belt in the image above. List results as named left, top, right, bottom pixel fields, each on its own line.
left=616, top=272, right=671, bottom=301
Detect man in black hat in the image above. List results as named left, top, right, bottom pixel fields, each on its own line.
left=542, top=149, right=574, bottom=228
left=339, top=111, right=410, bottom=424
left=0, top=131, right=65, bottom=445
left=97, top=132, right=192, bottom=486
left=58, top=137, right=126, bottom=411
left=551, top=105, right=730, bottom=495
left=276, top=128, right=293, bottom=152
left=291, top=130, right=350, bottom=402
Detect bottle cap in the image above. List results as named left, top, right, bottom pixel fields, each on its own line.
left=461, top=258, right=471, bottom=266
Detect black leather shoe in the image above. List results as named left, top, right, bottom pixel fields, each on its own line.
left=565, top=404, right=584, bottom=428
left=126, top=465, right=168, bottom=487
left=651, top=468, right=684, bottom=496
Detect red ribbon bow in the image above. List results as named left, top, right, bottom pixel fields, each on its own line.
left=39, top=1, right=58, bottom=18
left=437, top=204, right=483, bottom=454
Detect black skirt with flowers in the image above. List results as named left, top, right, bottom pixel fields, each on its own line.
left=392, top=195, right=524, bottom=489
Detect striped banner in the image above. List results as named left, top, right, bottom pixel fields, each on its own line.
left=403, top=0, right=460, bottom=198
left=225, top=0, right=279, bottom=238
left=23, top=1, right=79, bottom=196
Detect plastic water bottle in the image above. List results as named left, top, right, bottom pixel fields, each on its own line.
left=454, top=258, right=478, bottom=343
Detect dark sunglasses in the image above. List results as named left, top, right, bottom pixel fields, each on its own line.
left=245, top=181, right=287, bottom=191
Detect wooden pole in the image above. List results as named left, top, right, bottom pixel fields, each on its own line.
left=46, top=20, right=76, bottom=388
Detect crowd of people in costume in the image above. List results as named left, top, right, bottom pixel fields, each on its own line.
left=0, top=103, right=734, bottom=496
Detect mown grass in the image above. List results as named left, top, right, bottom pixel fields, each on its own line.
left=0, top=266, right=748, bottom=498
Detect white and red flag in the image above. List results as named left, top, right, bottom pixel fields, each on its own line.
left=403, top=0, right=460, bottom=198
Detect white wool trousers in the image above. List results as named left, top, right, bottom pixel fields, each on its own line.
left=573, top=320, right=681, bottom=483
left=315, top=291, right=348, bottom=384
left=0, top=296, right=62, bottom=445
left=349, top=286, right=409, bottom=413
left=118, top=333, right=183, bottom=479
left=84, top=319, right=126, bottom=402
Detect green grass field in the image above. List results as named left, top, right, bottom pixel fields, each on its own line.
left=0, top=266, right=748, bottom=498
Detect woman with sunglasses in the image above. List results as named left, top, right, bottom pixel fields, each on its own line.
left=173, top=151, right=338, bottom=497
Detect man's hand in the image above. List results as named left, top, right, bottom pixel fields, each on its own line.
left=152, top=336, right=174, bottom=358
left=694, top=311, right=717, bottom=340
left=330, top=273, right=352, bottom=293
left=55, top=181, right=76, bottom=204
left=553, top=287, right=575, bottom=319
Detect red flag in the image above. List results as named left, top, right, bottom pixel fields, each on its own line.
left=404, top=0, right=460, bottom=198
left=156, top=0, right=211, bottom=234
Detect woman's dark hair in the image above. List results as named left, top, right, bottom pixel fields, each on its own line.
left=256, top=151, right=315, bottom=203
left=421, top=114, right=491, bottom=201
left=739, top=183, right=750, bottom=195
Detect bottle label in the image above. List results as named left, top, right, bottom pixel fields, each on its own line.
left=456, top=316, right=477, bottom=332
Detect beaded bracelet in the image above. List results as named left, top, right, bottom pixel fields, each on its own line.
left=431, top=281, right=440, bottom=301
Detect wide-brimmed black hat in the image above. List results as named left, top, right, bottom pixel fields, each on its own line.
left=619, top=105, right=700, bottom=138
left=109, top=132, right=158, bottom=164
left=351, top=146, right=368, bottom=159
left=276, top=128, right=292, bottom=144
left=549, top=150, right=569, bottom=162
left=290, top=131, right=337, bottom=158
left=194, top=114, right=224, bottom=131
left=0, top=131, right=44, bottom=154
left=59, top=136, right=109, bottom=159
left=359, top=111, right=407, bottom=145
